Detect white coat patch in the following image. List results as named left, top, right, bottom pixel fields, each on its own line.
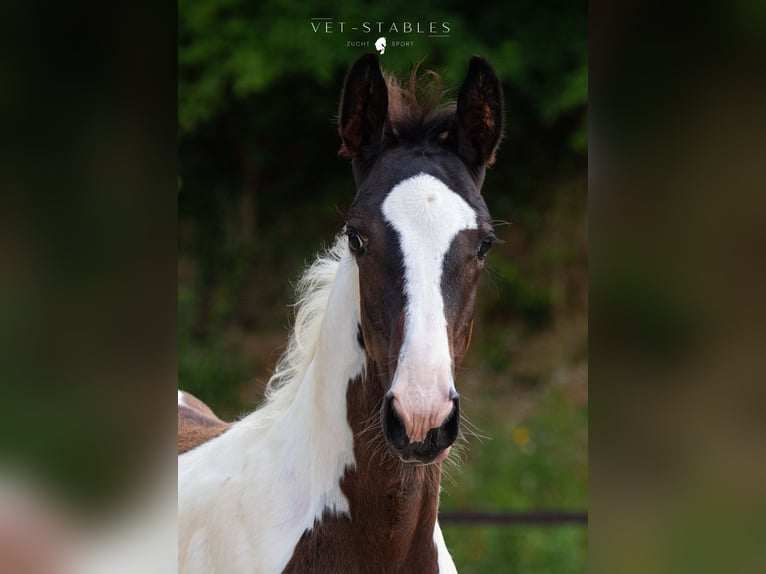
left=382, top=173, right=477, bottom=440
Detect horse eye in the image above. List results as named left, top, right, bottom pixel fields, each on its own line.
left=347, top=231, right=366, bottom=254
left=478, top=237, right=494, bottom=259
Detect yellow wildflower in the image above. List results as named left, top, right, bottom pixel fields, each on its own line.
left=512, top=426, right=531, bottom=448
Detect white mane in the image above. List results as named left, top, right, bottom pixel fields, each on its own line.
left=241, top=234, right=353, bottom=429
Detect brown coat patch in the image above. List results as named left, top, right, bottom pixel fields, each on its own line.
left=282, top=369, right=441, bottom=573
left=178, top=391, right=230, bottom=454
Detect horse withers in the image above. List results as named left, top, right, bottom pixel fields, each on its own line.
left=178, top=53, right=504, bottom=574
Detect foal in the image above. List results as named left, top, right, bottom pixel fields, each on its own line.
left=178, top=53, right=504, bottom=573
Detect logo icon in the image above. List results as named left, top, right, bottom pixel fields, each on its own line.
left=375, top=37, right=386, bottom=55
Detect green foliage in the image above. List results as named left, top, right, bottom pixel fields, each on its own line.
left=487, top=258, right=553, bottom=332
left=179, top=0, right=587, bottom=138
left=447, top=387, right=588, bottom=509
left=442, top=385, right=588, bottom=572
left=444, top=525, right=587, bottom=574
left=178, top=286, right=247, bottom=417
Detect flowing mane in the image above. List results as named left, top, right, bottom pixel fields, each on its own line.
left=243, top=235, right=354, bottom=428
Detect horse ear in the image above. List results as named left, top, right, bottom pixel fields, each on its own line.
left=338, top=53, right=389, bottom=161
left=451, top=56, right=504, bottom=167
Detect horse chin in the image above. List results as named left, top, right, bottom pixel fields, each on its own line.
left=399, top=447, right=451, bottom=466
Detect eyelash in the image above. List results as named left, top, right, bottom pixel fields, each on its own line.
left=346, top=226, right=367, bottom=254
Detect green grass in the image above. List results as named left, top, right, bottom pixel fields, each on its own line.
left=441, top=384, right=588, bottom=573
left=443, top=525, right=587, bottom=574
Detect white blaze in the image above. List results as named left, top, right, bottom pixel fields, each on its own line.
left=382, top=172, right=477, bottom=442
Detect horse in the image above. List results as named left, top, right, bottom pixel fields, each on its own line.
left=178, top=53, right=504, bottom=573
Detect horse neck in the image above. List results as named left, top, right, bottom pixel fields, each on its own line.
left=266, top=252, right=365, bottom=499
left=270, top=250, right=443, bottom=567
left=342, top=362, right=443, bottom=565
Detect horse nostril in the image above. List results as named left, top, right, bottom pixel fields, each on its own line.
left=435, top=396, right=460, bottom=451
left=382, top=393, right=409, bottom=449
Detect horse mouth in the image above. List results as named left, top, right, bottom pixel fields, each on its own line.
left=393, top=441, right=453, bottom=465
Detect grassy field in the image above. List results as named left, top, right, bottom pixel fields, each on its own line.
left=440, top=365, right=588, bottom=573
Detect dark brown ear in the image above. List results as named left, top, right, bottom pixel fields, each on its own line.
left=338, top=53, right=389, bottom=161
left=451, top=56, right=504, bottom=167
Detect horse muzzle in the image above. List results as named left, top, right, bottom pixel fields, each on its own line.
left=381, top=391, right=460, bottom=464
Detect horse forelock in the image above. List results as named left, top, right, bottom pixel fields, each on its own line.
left=339, top=65, right=457, bottom=162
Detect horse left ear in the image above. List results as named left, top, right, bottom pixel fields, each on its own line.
left=450, top=56, right=505, bottom=168
left=338, top=53, right=389, bottom=161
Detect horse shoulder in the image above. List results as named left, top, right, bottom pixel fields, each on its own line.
left=178, top=390, right=230, bottom=454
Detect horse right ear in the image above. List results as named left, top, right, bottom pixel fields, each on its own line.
left=450, top=56, right=505, bottom=168
left=338, top=54, right=389, bottom=161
